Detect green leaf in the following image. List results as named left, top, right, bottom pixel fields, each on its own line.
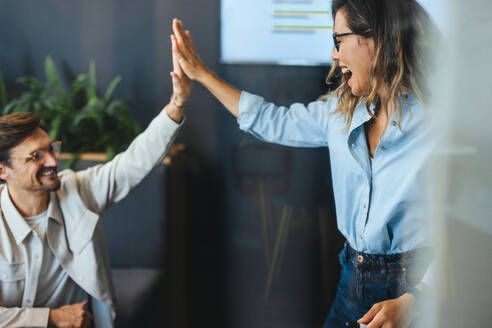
left=71, top=74, right=88, bottom=97
left=48, top=115, right=63, bottom=140
left=3, top=102, right=15, bottom=115
left=103, top=75, right=121, bottom=104
left=44, top=56, right=64, bottom=92
left=106, top=99, right=126, bottom=115
left=16, top=76, right=42, bottom=90
left=105, top=145, right=116, bottom=161
left=87, top=60, right=97, bottom=101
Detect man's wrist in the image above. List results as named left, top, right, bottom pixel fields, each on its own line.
left=165, top=102, right=185, bottom=124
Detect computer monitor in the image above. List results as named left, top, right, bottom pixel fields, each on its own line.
left=220, top=0, right=447, bottom=66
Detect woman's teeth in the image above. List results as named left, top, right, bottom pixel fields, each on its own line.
left=341, top=67, right=351, bottom=74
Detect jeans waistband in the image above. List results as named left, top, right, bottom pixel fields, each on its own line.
left=343, top=242, right=431, bottom=269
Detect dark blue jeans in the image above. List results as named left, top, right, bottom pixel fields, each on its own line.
left=323, top=243, right=431, bottom=328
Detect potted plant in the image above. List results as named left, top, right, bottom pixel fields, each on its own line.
left=1, top=56, right=141, bottom=168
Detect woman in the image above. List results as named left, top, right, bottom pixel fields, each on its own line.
left=171, top=0, right=438, bottom=327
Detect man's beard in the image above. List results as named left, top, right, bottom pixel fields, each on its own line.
left=42, top=179, right=61, bottom=192
left=37, top=167, right=61, bottom=192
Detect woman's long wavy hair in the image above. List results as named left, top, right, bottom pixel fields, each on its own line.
left=323, top=0, right=439, bottom=128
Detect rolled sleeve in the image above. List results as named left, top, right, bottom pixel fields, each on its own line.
left=236, top=90, right=332, bottom=148
left=0, top=307, right=50, bottom=327
left=237, top=91, right=263, bottom=131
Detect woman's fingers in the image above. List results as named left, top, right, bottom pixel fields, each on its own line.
left=185, top=30, right=196, bottom=51
left=172, top=18, right=207, bottom=81
left=172, top=19, right=187, bottom=48
left=173, top=19, right=197, bottom=56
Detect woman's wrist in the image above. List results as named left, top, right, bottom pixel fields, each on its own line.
left=196, top=66, right=214, bottom=85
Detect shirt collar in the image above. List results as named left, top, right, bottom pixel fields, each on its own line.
left=348, top=92, right=418, bottom=136
left=1, top=186, right=63, bottom=245
left=1, top=186, right=32, bottom=245
left=46, top=192, right=63, bottom=225
left=348, top=102, right=372, bottom=136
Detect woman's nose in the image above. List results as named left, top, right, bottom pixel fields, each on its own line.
left=331, top=47, right=339, bottom=62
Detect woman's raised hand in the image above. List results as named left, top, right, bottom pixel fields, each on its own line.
left=171, top=18, right=241, bottom=118
left=172, top=18, right=209, bottom=82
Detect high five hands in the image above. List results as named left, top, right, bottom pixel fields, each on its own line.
left=166, top=19, right=194, bottom=123
left=171, top=18, right=242, bottom=117
left=171, top=18, right=209, bottom=83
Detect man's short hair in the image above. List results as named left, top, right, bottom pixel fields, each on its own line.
left=0, top=112, right=41, bottom=165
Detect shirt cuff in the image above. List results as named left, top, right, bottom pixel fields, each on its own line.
left=237, top=91, right=263, bottom=131
left=162, top=107, right=186, bottom=128
left=27, top=307, right=50, bottom=327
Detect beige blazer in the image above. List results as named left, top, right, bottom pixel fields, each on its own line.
left=0, top=109, right=182, bottom=327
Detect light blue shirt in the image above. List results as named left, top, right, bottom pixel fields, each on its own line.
left=237, top=91, right=435, bottom=258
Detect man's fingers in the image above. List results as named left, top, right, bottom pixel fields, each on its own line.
left=171, top=35, right=184, bottom=77
left=79, top=300, right=88, bottom=308
left=170, top=72, right=183, bottom=93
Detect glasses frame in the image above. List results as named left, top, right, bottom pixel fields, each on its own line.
left=9, top=141, right=62, bottom=163
left=332, top=32, right=358, bottom=52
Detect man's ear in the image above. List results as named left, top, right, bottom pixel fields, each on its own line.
left=0, top=162, right=10, bottom=182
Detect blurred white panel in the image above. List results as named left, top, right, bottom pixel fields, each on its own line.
left=427, top=0, right=492, bottom=327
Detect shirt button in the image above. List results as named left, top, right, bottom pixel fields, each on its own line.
left=35, top=254, right=40, bottom=260
left=26, top=299, right=32, bottom=305
left=380, top=146, right=386, bottom=151
left=392, top=121, right=397, bottom=126
left=1, top=273, right=8, bottom=280
left=363, top=203, right=367, bottom=208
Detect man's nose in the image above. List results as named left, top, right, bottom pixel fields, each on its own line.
left=43, top=152, right=58, bottom=166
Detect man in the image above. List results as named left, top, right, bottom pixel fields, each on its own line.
left=0, top=55, right=192, bottom=327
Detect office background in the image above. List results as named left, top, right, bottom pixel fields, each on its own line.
left=0, top=1, right=341, bottom=327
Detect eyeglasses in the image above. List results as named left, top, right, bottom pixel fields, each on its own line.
left=10, top=141, right=62, bottom=163
left=332, top=32, right=357, bottom=52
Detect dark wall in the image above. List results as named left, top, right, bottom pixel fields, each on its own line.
left=0, top=0, right=220, bottom=161
left=1, top=1, right=341, bottom=327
